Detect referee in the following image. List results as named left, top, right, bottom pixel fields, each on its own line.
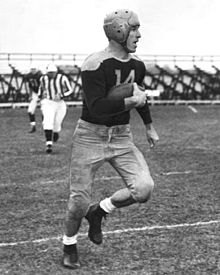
left=38, top=63, right=73, bottom=153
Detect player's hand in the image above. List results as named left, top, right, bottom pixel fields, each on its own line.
left=145, top=123, right=159, bottom=148
left=132, top=83, right=147, bottom=107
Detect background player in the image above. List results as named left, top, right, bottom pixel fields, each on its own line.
left=62, top=9, right=159, bottom=269
left=26, top=65, right=42, bottom=133
left=38, top=63, right=73, bottom=153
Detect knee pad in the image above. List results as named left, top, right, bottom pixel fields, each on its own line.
left=133, top=174, right=154, bottom=203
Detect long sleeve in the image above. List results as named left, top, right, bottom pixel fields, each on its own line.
left=38, top=76, right=44, bottom=99
left=62, top=75, right=73, bottom=97
left=135, top=102, right=152, bottom=124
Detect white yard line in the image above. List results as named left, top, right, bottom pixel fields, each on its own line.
left=0, top=219, right=219, bottom=247
left=162, top=171, right=192, bottom=176
left=188, top=105, right=198, bottom=113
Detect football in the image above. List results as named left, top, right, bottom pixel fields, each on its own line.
left=107, top=83, right=145, bottom=100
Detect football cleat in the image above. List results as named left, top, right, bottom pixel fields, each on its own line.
left=46, top=144, right=52, bottom=154
left=85, top=203, right=107, bottom=245
left=62, top=245, right=80, bottom=269
left=29, top=125, right=36, bottom=133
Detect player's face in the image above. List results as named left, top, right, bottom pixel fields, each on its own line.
left=126, top=25, right=141, bottom=53
left=30, top=68, right=37, bottom=74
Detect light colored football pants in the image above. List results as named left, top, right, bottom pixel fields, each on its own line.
left=28, top=92, right=38, bottom=114
left=41, top=98, right=66, bottom=132
left=66, top=119, right=154, bottom=220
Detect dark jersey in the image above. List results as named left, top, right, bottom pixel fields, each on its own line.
left=26, top=71, right=42, bottom=94
left=81, top=50, right=152, bottom=126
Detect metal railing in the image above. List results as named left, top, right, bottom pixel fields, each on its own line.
left=1, top=53, right=220, bottom=104
left=1, top=53, right=220, bottom=71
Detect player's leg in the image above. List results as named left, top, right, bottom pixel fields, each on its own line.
left=86, top=126, right=154, bottom=244
left=27, top=93, right=38, bottom=133
left=41, top=99, right=56, bottom=153
left=63, top=120, right=104, bottom=269
left=53, top=100, right=67, bottom=143
left=109, top=144, right=154, bottom=207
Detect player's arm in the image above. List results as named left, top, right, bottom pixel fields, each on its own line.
left=135, top=101, right=159, bottom=147
left=81, top=68, right=126, bottom=117
left=105, top=82, right=147, bottom=110
left=133, top=80, right=159, bottom=147
left=124, top=83, right=146, bottom=110
left=62, top=75, right=73, bottom=97
left=37, top=76, right=44, bottom=100
left=145, top=123, right=159, bottom=148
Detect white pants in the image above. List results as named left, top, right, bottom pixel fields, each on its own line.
left=28, top=92, right=38, bottom=114
left=41, top=99, right=67, bottom=132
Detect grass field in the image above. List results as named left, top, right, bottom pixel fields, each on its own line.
left=0, top=105, right=219, bottom=275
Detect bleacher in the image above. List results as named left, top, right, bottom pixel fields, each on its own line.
left=1, top=53, right=220, bottom=105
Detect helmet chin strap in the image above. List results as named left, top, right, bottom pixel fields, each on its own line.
left=120, top=31, right=131, bottom=53
left=121, top=41, right=130, bottom=53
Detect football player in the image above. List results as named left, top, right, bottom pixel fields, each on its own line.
left=62, top=9, right=159, bottom=269
left=26, top=65, right=42, bottom=133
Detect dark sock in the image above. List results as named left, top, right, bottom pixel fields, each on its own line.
left=44, top=130, right=53, bottom=142
left=28, top=113, right=35, bottom=123
left=53, top=132, right=59, bottom=142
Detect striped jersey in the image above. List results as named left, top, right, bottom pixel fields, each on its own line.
left=81, top=49, right=152, bottom=126
left=38, top=73, right=72, bottom=100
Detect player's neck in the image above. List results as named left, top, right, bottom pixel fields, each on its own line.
left=106, top=41, right=130, bottom=60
